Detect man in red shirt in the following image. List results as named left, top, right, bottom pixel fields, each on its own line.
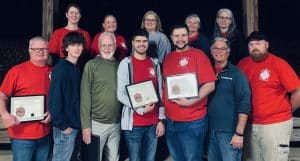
left=0, top=36, right=52, bottom=161
left=117, top=29, right=165, bottom=161
left=238, top=31, right=300, bottom=161
left=163, top=23, right=216, bottom=161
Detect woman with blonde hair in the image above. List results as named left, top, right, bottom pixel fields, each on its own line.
left=140, top=10, right=171, bottom=64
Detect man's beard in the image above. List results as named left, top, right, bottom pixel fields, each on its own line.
left=250, top=50, right=267, bottom=62
left=101, top=51, right=115, bottom=60
left=175, top=43, right=188, bottom=50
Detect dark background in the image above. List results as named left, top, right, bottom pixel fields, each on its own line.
left=0, top=0, right=300, bottom=155
left=0, top=0, right=299, bottom=76
left=0, top=0, right=299, bottom=40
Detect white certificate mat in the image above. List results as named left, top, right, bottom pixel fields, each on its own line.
left=126, top=80, right=159, bottom=109
left=166, top=73, right=199, bottom=100
left=10, top=95, right=45, bottom=122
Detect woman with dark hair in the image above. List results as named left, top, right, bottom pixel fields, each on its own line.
left=90, top=14, right=128, bottom=61
left=213, top=8, right=247, bottom=65
left=49, top=3, right=91, bottom=58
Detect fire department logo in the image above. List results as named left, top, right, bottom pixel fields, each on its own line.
left=179, top=57, right=189, bottom=67
left=149, top=68, right=156, bottom=77
left=259, top=69, right=270, bottom=81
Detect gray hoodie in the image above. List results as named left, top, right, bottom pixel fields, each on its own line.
left=117, top=56, right=165, bottom=130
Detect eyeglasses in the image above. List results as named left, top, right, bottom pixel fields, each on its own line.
left=30, top=48, right=48, bottom=52
left=145, top=19, right=157, bottom=22
left=211, top=47, right=228, bottom=52
left=217, top=16, right=232, bottom=21
left=99, top=44, right=114, bottom=48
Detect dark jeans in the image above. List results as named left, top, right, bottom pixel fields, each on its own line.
left=124, top=125, right=157, bottom=161
left=207, top=130, right=241, bottom=161
left=166, top=116, right=208, bottom=161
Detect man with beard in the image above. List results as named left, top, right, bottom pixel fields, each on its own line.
left=238, top=31, right=300, bottom=161
left=163, top=23, right=216, bottom=161
left=80, top=32, right=123, bottom=161
left=117, top=29, right=165, bottom=161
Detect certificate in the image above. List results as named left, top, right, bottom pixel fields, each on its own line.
left=10, top=95, right=45, bottom=122
left=126, top=80, right=159, bottom=109
left=166, top=73, right=199, bottom=100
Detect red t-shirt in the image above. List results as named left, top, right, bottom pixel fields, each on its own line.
left=131, top=56, right=159, bottom=126
left=49, top=27, right=91, bottom=57
left=238, top=53, right=300, bottom=124
left=163, top=48, right=217, bottom=121
left=91, top=32, right=128, bottom=60
left=0, top=61, right=52, bottom=139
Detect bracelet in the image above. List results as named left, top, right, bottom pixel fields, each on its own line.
left=235, top=131, right=244, bottom=137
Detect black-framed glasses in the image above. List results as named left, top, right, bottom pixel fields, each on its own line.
left=217, top=16, right=232, bottom=21
left=30, top=48, right=49, bottom=52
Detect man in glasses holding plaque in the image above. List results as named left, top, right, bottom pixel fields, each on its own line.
left=207, top=37, right=251, bottom=161
left=117, top=29, right=165, bottom=161
left=0, top=36, right=52, bottom=161
left=163, top=23, right=216, bottom=161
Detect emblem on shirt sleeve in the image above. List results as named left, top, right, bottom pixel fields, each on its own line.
left=149, top=68, right=156, bottom=77
left=259, top=69, right=270, bottom=81
left=179, top=57, right=189, bottom=67
left=121, top=42, right=127, bottom=49
left=49, top=72, right=52, bottom=80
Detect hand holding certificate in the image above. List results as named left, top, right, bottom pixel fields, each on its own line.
left=126, top=80, right=159, bottom=109
left=166, top=73, right=199, bottom=100
left=10, top=95, right=45, bottom=122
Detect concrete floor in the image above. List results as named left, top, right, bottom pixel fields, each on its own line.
left=1, top=118, right=300, bottom=161
left=0, top=150, right=12, bottom=160
left=2, top=149, right=300, bottom=161
left=0, top=150, right=172, bottom=161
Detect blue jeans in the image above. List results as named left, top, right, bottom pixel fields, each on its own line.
left=166, top=116, right=208, bottom=161
left=123, top=125, right=157, bottom=161
left=10, top=135, right=50, bottom=161
left=208, top=129, right=241, bottom=161
left=52, top=127, right=79, bottom=161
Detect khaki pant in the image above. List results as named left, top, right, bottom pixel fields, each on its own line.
left=92, top=120, right=121, bottom=161
left=243, top=119, right=293, bottom=161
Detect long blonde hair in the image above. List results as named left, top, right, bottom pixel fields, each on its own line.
left=141, top=10, right=163, bottom=32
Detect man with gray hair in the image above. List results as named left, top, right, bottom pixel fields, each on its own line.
left=0, top=36, right=52, bottom=161
left=81, top=32, right=122, bottom=161
left=207, top=37, right=251, bottom=161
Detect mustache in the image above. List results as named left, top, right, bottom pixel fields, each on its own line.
left=251, top=49, right=260, bottom=53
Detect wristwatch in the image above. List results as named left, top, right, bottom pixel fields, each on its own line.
left=235, top=131, right=244, bottom=137
left=158, top=119, right=166, bottom=124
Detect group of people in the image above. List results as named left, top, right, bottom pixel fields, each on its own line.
left=0, top=3, right=300, bottom=161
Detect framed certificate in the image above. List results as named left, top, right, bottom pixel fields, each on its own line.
left=10, top=95, right=45, bottom=122
left=166, top=73, right=199, bottom=100
left=126, top=80, right=159, bottom=109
